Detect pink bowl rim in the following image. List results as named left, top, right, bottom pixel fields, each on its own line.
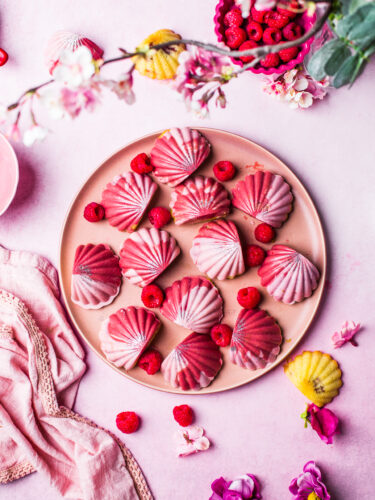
left=213, top=0, right=315, bottom=75
left=0, top=133, right=19, bottom=216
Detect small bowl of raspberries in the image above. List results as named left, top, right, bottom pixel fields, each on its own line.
left=214, top=0, right=315, bottom=74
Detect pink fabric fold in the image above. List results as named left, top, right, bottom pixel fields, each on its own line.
left=0, top=246, right=152, bottom=500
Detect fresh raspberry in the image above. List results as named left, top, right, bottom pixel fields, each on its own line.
left=277, top=0, right=299, bottom=18
left=225, top=27, right=247, bottom=49
left=213, top=161, right=236, bottom=181
left=224, top=7, right=243, bottom=27
left=210, top=324, right=233, bottom=347
left=263, top=27, right=282, bottom=45
left=250, top=7, right=268, bottom=23
left=138, top=348, right=163, bottom=374
left=238, top=40, right=258, bottom=63
left=0, top=48, right=9, bottom=66
left=283, top=22, right=303, bottom=41
left=246, top=21, right=263, bottom=42
left=278, top=46, right=299, bottom=62
left=260, top=52, right=280, bottom=68
left=237, top=287, right=261, bottom=309
left=130, top=152, right=153, bottom=174
left=173, top=405, right=194, bottom=427
left=116, top=411, right=140, bottom=434
left=264, top=11, right=290, bottom=28
left=141, top=284, right=164, bottom=308
left=245, top=244, right=266, bottom=267
left=83, top=202, right=105, bottom=222
left=254, top=222, right=275, bottom=242
left=148, top=206, right=171, bottom=228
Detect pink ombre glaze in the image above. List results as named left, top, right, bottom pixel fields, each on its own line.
left=0, top=134, right=19, bottom=216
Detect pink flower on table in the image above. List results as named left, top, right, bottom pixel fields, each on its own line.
left=52, top=46, right=95, bottom=87
left=332, top=321, right=361, bottom=348
left=210, top=474, right=261, bottom=499
left=60, top=85, right=100, bottom=118
left=289, top=461, right=330, bottom=499
left=175, top=425, right=210, bottom=457
left=103, top=72, right=135, bottom=104
left=304, top=403, right=340, bottom=445
left=6, top=122, right=21, bottom=142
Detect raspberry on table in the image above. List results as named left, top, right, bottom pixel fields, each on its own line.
left=83, top=202, right=105, bottom=222
left=213, top=160, right=236, bottom=181
left=224, top=7, right=244, bottom=27
left=173, top=405, right=195, bottom=427
left=278, top=46, right=299, bottom=63
left=246, top=21, right=263, bottom=42
left=237, top=287, right=261, bottom=309
left=283, top=22, right=303, bottom=41
left=263, top=27, right=282, bottom=45
left=238, top=40, right=258, bottom=63
left=250, top=7, right=268, bottom=23
left=141, top=284, right=164, bottom=308
left=254, top=222, right=276, bottom=243
left=0, top=48, right=9, bottom=66
left=148, top=206, right=171, bottom=228
left=260, top=52, right=280, bottom=68
left=245, top=244, right=266, bottom=267
left=138, top=348, right=163, bottom=375
left=264, top=11, right=290, bottom=28
left=210, top=324, right=233, bottom=347
left=116, top=411, right=140, bottom=434
left=130, top=152, right=153, bottom=174
left=225, top=27, right=247, bottom=49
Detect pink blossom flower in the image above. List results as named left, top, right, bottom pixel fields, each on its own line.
left=289, top=461, right=330, bottom=499
left=60, top=85, right=100, bottom=118
left=174, top=425, right=210, bottom=457
left=210, top=474, right=261, bottom=499
left=303, top=403, right=340, bottom=444
left=23, top=125, right=48, bottom=147
left=332, top=321, right=361, bottom=348
left=6, top=122, right=21, bottom=142
left=103, top=72, right=135, bottom=104
left=53, top=46, right=95, bottom=87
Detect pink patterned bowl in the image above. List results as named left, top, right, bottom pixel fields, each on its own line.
left=213, top=0, right=315, bottom=75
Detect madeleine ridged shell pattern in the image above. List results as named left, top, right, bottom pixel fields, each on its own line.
left=231, top=170, right=293, bottom=228
left=101, top=172, right=157, bottom=232
left=170, top=176, right=231, bottom=225
left=230, top=309, right=282, bottom=370
left=100, top=306, right=160, bottom=370
left=162, top=332, right=223, bottom=390
left=150, top=127, right=211, bottom=186
left=71, top=243, right=122, bottom=310
left=119, top=227, right=180, bottom=287
left=160, top=276, right=223, bottom=333
left=258, top=245, right=320, bottom=304
left=190, top=219, right=245, bottom=280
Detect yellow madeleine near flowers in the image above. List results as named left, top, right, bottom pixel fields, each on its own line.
left=133, top=29, right=185, bottom=80
left=284, top=351, right=342, bottom=407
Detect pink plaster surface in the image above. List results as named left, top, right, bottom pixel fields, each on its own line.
left=0, top=1, right=375, bottom=498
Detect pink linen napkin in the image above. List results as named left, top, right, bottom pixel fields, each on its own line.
left=0, top=245, right=152, bottom=500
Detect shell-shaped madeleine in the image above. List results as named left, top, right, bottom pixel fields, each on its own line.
left=101, top=172, right=157, bottom=232
left=160, top=276, right=223, bottom=333
left=71, top=243, right=122, bottom=310
left=120, top=228, right=180, bottom=287
left=232, top=171, right=293, bottom=228
left=133, top=29, right=185, bottom=80
left=258, top=245, right=320, bottom=305
left=284, top=351, right=342, bottom=407
left=100, top=306, right=160, bottom=370
left=162, top=332, right=223, bottom=390
left=190, top=219, right=245, bottom=280
left=230, top=309, right=282, bottom=370
left=151, top=128, right=211, bottom=187
left=170, top=176, right=230, bottom=225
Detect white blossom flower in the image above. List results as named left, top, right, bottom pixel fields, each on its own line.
left=104, top=73, right=135, bottom=104
left=52, top=46, right=95, bottom=87
left=23, top=125, right=48, bottom=147
left=40, top=89, right=66, bottom=119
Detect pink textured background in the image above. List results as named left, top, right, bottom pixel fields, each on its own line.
left=1, top=1, right=375, bottom=498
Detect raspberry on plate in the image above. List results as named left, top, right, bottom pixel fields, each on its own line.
left=130, top=152, right=153, bottom=174
left=245, top=244, right=266, bottom=267
left=148, top=206, right=171, bottom=228
left=213, top=160, right=236, bottom=181
left=141, top=284, right=164, bottom=308
left=237, top=287, right=261, bottom=309
left=83, top=202, right=105, bottom=222
left=238, top=40, right=258, bottom=63
left=279, top=46, right=299, bottom=63
left=277, top=0, right=299, bottom=18
left=138, top=348, right=163, bottom=374
left=264, top=11, right=289, bottom=28
left=260, top=53, right=280, bottom=68
left=250, top=7, right=267, bottom=23
left=246, top=21, right=263, bottom=42
left=173, top=405, right=195, bottom=427
left=283, top=22, right=303, bottom=41
left=116, top=411, right=140, bottom=434
left=210, top=324, right=233, bottom=347
left=254, top=222, right=276, bottom=243
left=224, top=7, right=243, bottom=27
left=263, top=27, right=282, bottom=45
left=225, top=26, right=247, bottom=49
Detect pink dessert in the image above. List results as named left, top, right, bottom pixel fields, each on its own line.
left=190, top=219, right=245, bottom=280
left=170, top=175, right=231, bottom=225
left=162, top=332, right=223, bottom=390
left=0, top=134, right=19, bottom=216
left=232, top=170, right=293, bottom=228
left=150, top=127, right=211, bottom=187
left=71, top=243, right=122, bottom=309
left=258, top=244, right=320, bottom=304
left=230, top=308, right=282, bottom=370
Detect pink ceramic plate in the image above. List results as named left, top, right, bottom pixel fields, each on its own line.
left=59, top=128, right=326, bottom=394
left=0, top=133, right=19, bottom=216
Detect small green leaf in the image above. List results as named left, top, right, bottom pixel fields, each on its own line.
left=336, top=3, right=375, bottom=37
left=307, top=39, right=345, bottom=80
left=332, top=53, right=362, bottom=87
left=324, top=45, right=352, bottom=75
left=348, top=10, right=375, bottom=40
left=349, top=0, right=372, bottom=14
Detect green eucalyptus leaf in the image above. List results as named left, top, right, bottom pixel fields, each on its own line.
left=357, top=32, right=375, bottom=50
left=349, top=0, right=372, bottom=14
left=332, top=53, right=362, bottom=87
left=324, top=45, right=352, bottom=75
left=307, top=39, right=345, bottom=80
left=348, top=9, right=375, bottom=40
left=336, top=3, right=375, bottom=37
